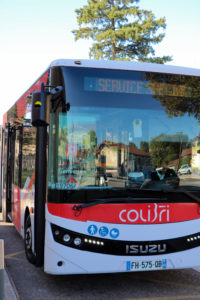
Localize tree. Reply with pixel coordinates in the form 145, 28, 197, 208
145, 72, 200, 120
72, 0, 172, 63
140, 141, 149, 152
150, 133, 189, 168
129, 142, 137, 148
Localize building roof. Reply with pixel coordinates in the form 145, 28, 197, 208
181, 148, 192, 157
100, 141, 150, 157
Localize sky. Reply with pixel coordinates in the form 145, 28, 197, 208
0, 0, 200, 123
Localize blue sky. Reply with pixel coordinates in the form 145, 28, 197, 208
0, 0, 200, 123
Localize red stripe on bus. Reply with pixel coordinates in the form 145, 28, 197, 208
12, 185, 21, 231
47, 202, 200, 224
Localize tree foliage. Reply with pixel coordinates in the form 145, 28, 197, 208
150, 133, 189, 168
145, 72, 200, 120
140, 141, 149, 152
73, 0, 172, 63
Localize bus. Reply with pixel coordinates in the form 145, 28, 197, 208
1, 59, 200, 275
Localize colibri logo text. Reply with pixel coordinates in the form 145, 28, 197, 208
119, 203, 170, 224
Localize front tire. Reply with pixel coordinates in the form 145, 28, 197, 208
24, 215, 36, 264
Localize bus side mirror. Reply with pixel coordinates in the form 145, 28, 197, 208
49, 85, 69, 113
31, 83, 48, 127
51, 86, 63, 98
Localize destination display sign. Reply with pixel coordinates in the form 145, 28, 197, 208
84, 77, 192, 98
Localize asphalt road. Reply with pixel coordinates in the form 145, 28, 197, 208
1, 219, 200, 300
1, 175, 200, 300
179, 174, 200, 188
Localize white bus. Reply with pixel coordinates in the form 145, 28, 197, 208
1, 59, 200, 274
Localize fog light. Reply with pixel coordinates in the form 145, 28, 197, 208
74, 237, 82, 246
63, 234, 71, 243
54, 230, 60, 236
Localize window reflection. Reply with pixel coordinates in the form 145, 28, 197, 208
48, 105, 200, 191
22, 127, 36, 187
48, 67, 200, 191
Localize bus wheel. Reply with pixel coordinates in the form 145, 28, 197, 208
24, 215, 36, 264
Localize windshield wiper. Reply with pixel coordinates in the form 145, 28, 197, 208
72, 189, 200, 212
73, 196, 167, 211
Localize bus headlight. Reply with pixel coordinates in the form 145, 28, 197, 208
74, 237, 82, 246
63, 234, 71, 243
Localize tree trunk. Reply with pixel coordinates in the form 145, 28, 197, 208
111, 0, 116, 60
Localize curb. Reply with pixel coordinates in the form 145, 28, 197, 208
4, 268, 20, 300
0, 213, 19, 299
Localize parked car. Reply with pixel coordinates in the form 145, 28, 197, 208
178, 164, 192, 175
125, 171, 145, 188
140, 168, 180, 189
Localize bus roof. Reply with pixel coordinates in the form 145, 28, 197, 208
3, 59, 200, 125
50, 59, 200, 77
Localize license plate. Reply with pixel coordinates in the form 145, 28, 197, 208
126, 259, 167, 271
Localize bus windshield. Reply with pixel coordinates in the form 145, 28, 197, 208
48, 66, 200, 195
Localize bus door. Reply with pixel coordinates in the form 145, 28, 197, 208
0, 127, 3, 213
2, 123, 22, 223
2, 123, 13, 221
12, 126, 23, 231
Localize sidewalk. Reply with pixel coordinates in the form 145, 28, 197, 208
0, 213, 19, 300
4, 268, 19, 300
183, 173, 200, 179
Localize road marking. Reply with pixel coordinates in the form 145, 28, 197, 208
5, 250, 25, 261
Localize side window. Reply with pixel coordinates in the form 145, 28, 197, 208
22, 127, 36, 188
14, 127, 23, 188
164, 169, 176, 178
